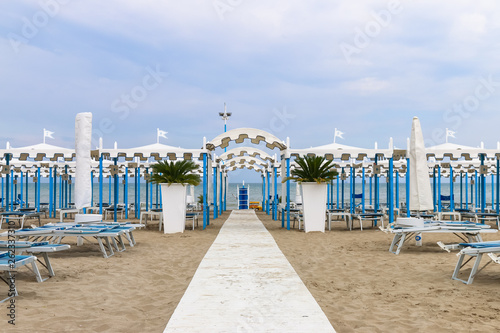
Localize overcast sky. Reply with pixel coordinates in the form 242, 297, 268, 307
2, 0, 500, 159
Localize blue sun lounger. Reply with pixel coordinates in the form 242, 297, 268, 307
439, 241, 500, 285
1, 226, 125, 259
0, 252, 42, 303
0, 241, 70, 282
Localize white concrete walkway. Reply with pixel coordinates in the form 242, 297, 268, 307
164, 210, 336, 333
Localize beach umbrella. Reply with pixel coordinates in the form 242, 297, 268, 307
409, 117, 433, 212
74, 112, 93, 209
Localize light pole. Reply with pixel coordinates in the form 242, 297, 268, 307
219, 103, 232, 152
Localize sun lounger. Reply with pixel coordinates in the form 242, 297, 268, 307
438, 241, 500, 284
185, 212, 200, 230
351, 213, 384, 230
0, 252, 42, 303
140, 210, 162, 228
0, 211, 43, 229
384, 220, 497, 255
0, 241, 70, 282
326, 209, 351, 230
461, 212, 500, 227
0, 226, 127, 259
158, 213, 201, 231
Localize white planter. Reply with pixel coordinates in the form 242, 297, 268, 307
301, 182, 328, 233
160, 183, 187, 234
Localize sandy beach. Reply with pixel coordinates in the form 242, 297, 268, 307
4, 211, 500, 332
4, 213, 228, 332
260, 212, 500, 333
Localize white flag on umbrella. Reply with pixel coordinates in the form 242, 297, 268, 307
157, 128, 168, 143
43, 129, 54, 143
334, 128, 344, 143
445, 128, 456, 143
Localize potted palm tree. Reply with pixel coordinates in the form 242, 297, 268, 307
285, 155, 337, 232
151, 160, 201, 233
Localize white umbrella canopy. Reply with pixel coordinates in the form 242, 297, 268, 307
409, 117, 433, 212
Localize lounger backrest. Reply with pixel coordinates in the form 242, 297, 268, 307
75, 214, 102, 223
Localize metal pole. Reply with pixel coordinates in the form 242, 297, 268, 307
475, 170, 478, 210
450, 165, 454, 211
274, 166, 278, 221
350, 167, 354, 214
37, 167, 41, 213
20, 171, 23, 208
125, 167, 128, 219
220, 168, 223, 216
203, 153, 208, 229
64, 165, 68, 208
362, 167, 366, 213
374, 158, 379, 213
395, 171, 399, 210
337, 174, 340, 208
406, 158, 410, 217
262, 174, 265, 212
266, 171, 270, 215
49, 168, 53, 215
134, 167, 139, 218
460, 172, 463, 209
286, 157, 290, 230
438, 166, 442, 212
389, 158, 394, 224
114, 158, 118, 222
99, 155, 103, 214
465, 173, 469, 211
91, 171, 94, 208
496, 158, 499, 215
5, 154, 10, 211
480, 154, 486, 213
341, 167, 345, 209
53, 167, 57, 218
145, 167, 149, 212
213, 166, 218, 219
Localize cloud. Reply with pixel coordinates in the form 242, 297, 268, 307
1, 0, 500, 163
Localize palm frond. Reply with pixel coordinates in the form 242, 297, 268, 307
284, 155, 338, 183
151, 160, 201, 186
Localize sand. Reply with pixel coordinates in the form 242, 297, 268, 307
3, 211, 500, 332
259, 212, 500, 333
3, 212, 228, 333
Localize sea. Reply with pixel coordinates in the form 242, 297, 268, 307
2, 181, 496, 210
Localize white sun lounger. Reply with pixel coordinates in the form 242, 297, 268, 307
385, 222, 497, 255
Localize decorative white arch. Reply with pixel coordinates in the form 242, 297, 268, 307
226, 163, 264, 173
218, 146, 275, 162
225, 156, 270, 168
206, 128, 286, 151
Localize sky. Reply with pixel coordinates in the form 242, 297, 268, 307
1, 0, 500, 181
